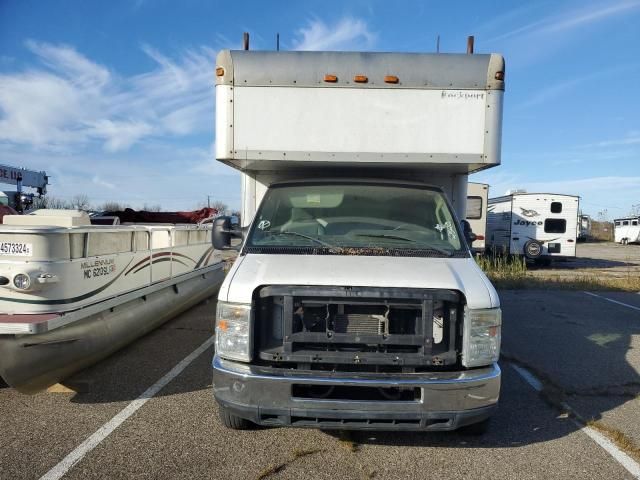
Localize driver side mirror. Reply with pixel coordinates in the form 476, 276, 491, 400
460, 219, 477, 245
212, 216, 242, 250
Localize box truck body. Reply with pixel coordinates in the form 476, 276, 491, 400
212, 50, 505, 432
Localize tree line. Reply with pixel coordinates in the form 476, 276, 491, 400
31, 194, 232, 214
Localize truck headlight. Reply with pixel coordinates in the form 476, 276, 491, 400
462, 307, 501, 368
215, 302, 252, 362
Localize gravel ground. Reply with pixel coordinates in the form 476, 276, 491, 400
1, 290, 639, 479
529, 242, 640, 279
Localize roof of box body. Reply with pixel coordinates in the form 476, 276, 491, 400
216, 50, 505, 90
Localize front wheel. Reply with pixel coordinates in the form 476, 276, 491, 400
218, 406, 254, 430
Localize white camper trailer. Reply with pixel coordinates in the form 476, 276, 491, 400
210, 49, 505, 433
466, 182, 488, 253
577, 214, 591, 242
614, 216, 640, 245
486, 192, 579, 263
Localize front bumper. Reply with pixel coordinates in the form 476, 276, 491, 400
212, 356, 500, 431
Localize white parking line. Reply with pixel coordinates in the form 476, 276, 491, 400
39, 336, 215, 480
584, 291, 640, 312
511, 363, 640, 479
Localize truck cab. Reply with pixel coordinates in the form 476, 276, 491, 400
211, 49, 505, 432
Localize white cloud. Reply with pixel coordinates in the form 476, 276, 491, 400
526, 176, 640, 195
88, 119, 154, 152
92, 175, 116, 190
580, 132, 640, 148
292, 17, 376, 51
473, 169, 640, 214
487, 1, 640, 43
515, 65, 630, 109
26, 40, 110, 88
0, 41, 215, 152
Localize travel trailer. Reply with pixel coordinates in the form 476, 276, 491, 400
0, 209, 224, 393
466, 183, 489, 253
577, 214, 591, 242
614, 216, 640, 245
211, 49, 505, 433
486, 192, 579, 263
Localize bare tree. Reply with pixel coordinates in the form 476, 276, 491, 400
210, 200, 228, 214
34, 196, 73, 209
70, 194, 91, 211
142, 203, 162, 212
196, 199, 228, 214
100, 201, 129, 212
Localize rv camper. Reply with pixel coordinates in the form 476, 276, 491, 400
614, 216, 640, 245
466, 182, 488, 254
486, 192, 579, 263
577, 214, 591, 242
211, 49, 505, 433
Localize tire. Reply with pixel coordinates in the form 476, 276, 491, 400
459, 418, 491, 435
523, 240, 543, 260
218, 406, 254, 430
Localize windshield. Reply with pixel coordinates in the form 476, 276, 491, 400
246, 182, 466, 256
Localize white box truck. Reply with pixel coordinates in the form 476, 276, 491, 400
466, 182, 489, 254
486, 192, 579, 263
211, 49, 505, 433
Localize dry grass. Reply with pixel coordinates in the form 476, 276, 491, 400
587, 420, 640, 461
476, 254, 640, 291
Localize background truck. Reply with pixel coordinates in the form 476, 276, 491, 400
0, 164, 48, 213
486, 192, 579, 263
577, 214, 592, 242
466, 182, 489, 254
211, 49, 505, 433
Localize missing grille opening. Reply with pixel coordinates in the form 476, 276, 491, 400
292, 384, 421, 402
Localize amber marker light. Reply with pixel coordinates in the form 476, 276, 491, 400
216, 67, 225, 77
324, 74, 338, 83
353, 75, 368, 83
384, 75, 399, 84
494, 71, 505, 80
218, 320, 229, 331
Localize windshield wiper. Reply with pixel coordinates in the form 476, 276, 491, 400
354, 233, 454, 256
264, 231, 341, 250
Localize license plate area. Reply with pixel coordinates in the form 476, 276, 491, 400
0, 242, 33, 256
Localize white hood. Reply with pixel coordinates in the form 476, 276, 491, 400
220, 254, 499, 309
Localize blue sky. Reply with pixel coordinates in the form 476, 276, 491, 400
0, 0, 639, 218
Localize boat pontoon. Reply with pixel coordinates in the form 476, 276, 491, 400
0, 210, 224, 393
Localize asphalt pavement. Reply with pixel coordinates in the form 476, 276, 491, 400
1, 289, 639, 479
